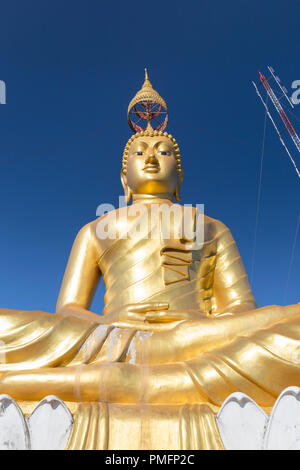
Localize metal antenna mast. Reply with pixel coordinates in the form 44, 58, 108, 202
252, 81, 300, 178
267, 66, 294, 109
259, 72, 300, 153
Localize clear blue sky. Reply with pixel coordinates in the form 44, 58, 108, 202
0, 0, 299, 314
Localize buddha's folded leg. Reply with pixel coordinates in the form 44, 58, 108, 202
1, 303, 300, 405
0, 362, 204, 403
0, 308, 97, 369
125, 303, 300, 365
2, 309, 300, 407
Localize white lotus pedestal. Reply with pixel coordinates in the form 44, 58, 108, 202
216, 387, 300, 450
1, 387, 300, 450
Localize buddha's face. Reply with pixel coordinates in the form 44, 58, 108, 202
122, 136, 182, 199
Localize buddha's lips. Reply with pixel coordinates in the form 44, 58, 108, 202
143, 164, 160, 173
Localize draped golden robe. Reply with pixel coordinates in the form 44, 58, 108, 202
0, 206, 299, 449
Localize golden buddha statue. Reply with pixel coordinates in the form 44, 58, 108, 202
0, 71, 300, 450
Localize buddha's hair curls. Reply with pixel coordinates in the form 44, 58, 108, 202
122, 130, 182, 175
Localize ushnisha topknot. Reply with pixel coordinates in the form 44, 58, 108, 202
122, 130, 182, 175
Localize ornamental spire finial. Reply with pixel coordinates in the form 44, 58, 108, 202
127, 69, 168, 133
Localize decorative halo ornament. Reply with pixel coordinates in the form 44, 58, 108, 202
127, 69, 168, 133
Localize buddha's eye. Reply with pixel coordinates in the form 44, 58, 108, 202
134, 151, 143, 156
158, 151, 170, 156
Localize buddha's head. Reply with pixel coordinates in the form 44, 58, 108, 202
121, 130, 183, 202
121, 70, 183, 202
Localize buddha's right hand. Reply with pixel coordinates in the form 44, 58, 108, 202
104, 302, 170, 326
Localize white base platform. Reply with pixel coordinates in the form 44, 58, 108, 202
1, 387, 300, 450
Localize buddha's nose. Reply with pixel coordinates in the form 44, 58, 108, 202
145, 153, 159, 165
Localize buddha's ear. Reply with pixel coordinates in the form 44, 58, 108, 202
120, 170, 132, 203
175, 170, 184, 202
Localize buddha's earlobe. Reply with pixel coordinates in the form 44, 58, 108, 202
174, 170, 184, 202
121, 170, 133, 203
175, 187, 181, 202
125, 187, 133, 204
